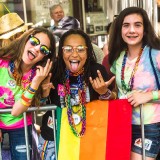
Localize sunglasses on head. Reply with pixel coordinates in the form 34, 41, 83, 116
29, 35, 51, 56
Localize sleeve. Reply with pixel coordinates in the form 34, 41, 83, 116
110, 60, 116, 75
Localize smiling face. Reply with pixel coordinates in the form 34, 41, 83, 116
121, 13, 144, 48
22, 32, 50, 69
62, 34, 87, 73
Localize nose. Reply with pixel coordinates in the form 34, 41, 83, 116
129, 25, 135, 33
71, 48, 79, 56
34, 44, 41, 52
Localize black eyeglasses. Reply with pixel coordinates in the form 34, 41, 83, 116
29, 35, 51, 56
62, 45, 87, 54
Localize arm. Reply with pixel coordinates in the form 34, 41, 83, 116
11, 59, 53, 116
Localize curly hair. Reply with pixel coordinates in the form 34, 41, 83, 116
52, 29, 97, 85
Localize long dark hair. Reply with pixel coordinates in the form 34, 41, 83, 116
108, 7, 160, 65
52, 29, 97, 85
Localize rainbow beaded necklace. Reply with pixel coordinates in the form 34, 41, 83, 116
64, 69, 86, 137
121, 48, 143, 94
9, 61, 36, 89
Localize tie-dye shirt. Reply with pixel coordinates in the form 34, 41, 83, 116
111, 45, 160, 125
0, 59, 32, 129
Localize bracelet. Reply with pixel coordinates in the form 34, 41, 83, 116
21, 94, 32, 103
21, 89, 35, 107
21, 99, 31, 107
99, 89, 112, 100
23, 90, 35, 99
28, 86, 37, 94
152, 91, 159, 100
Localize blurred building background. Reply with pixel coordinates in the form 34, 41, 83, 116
0, 0, 160, 48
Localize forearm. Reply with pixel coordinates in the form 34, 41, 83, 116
12, 84, 38, 116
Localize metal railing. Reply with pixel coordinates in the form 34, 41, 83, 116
0, 104, 57, 160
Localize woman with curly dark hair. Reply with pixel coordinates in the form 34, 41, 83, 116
39, 29, 115, 159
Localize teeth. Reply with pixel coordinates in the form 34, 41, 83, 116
70, 60, 79, 63
28, 51, 36, 58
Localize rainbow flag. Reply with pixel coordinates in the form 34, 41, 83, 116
56, 99, 132, 160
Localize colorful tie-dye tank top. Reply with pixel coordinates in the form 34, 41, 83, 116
0, 59, 32, 129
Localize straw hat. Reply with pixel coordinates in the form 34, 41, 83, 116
0, 13, 32, 39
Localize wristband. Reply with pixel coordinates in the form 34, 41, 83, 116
21, 99, 31, 107
99, 89, 112, 100
152, 91, 159, 100
23, 90, 35, 99
28, 86, 37, 94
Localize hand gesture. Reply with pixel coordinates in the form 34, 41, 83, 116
41, 73, 55, 98
32, 59, 53, 88
89, 70, 115, 95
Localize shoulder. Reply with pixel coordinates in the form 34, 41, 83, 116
110, 50, 125, 73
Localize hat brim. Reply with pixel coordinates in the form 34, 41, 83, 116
0, 23, 32, 39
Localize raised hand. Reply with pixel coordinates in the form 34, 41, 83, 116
41, 73, 55, 98
31, 59, 53, 89
89, 70, 115, 95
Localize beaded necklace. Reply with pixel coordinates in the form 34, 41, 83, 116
121, 48, 143, 94
9, 61, 36, 90
64, 69, 86, 137
69, 68, 84, 76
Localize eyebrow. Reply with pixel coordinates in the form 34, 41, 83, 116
122, 22, 143, 25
